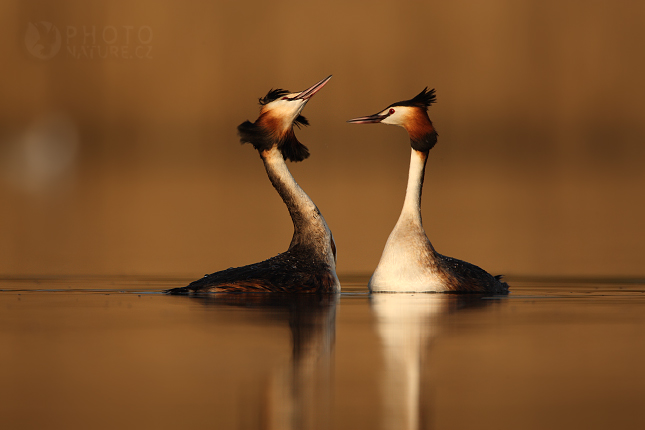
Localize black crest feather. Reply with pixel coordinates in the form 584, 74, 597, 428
259, 88, 289, 105
280, 130, 310, 162
293, 115, 309, 129
238, 120, 273, 152
391, 87, 436, 110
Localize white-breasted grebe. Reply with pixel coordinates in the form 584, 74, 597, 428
348, 88, 508, 294
166, 76, 339, 294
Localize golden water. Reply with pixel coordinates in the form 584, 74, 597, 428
1, 277, 644, 430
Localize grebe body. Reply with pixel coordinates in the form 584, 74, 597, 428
348, 88, 508, 294
167, 76, 339, 294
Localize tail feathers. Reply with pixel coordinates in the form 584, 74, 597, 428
494, 274, 510, 294
163, 285, 191, 295
163, 275, 212, 294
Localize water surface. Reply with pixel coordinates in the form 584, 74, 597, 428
1, 277, 644, 430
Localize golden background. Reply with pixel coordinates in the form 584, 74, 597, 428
1, 0, 644, 279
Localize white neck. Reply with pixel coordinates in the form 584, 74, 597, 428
398, 148, 427, 225
368, 147, 439, 292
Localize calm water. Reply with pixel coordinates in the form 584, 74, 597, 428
1, 277, 644, 430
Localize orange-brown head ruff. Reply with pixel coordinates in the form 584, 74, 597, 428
238, 75, 332, 162
347, 87, 438, 152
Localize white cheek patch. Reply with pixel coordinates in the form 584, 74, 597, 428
263, 101, 304, 130
383, 107, 414, 126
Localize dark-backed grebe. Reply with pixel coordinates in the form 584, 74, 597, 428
166, 76, 339, 294
348, 88, 508, 294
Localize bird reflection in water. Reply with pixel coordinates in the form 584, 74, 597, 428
186, 293, 338, 430
371, 294, 490, 430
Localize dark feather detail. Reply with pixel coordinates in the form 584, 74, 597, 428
293, 115, 309, 129
411, 130, 438, 152
259, 88, 290, 105
238, 119, 310, 162
237, 120, 274, 152
280, 129, 310, 162
391, 87, 436, 110
164, 243, 337, 294
437, 254, 510, 294
238, 114, 311, 162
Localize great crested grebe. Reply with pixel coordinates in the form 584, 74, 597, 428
166, 75, 340, 294
348, 88, 509, 294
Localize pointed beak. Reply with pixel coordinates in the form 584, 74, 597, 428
346, 113, 388, 124
293, 75, 332, 101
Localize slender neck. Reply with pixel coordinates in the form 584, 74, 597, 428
399, 148, 428, 223
260, 147, 321, 244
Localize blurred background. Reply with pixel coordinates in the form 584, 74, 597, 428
1, 0, 644, 279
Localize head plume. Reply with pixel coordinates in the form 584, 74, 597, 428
238, 76, 332, 162
391, 87, 436, 111
259, 88, 289, 105
237, 91, 311, 162
389, 88, 438, 151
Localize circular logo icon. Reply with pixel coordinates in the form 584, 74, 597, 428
25, 22, 61, 60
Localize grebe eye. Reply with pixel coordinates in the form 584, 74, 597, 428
282, 96, 289, 100
389, 108, 395, 115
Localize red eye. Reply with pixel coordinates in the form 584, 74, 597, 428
282, 96, 289, 100
389, 108, 395, 114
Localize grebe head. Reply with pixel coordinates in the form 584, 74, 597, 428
238, 75, 332, 162
347, 87, 438, 152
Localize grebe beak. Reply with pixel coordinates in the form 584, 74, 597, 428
346, 113, 388, 124
293, 75, 332, 100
